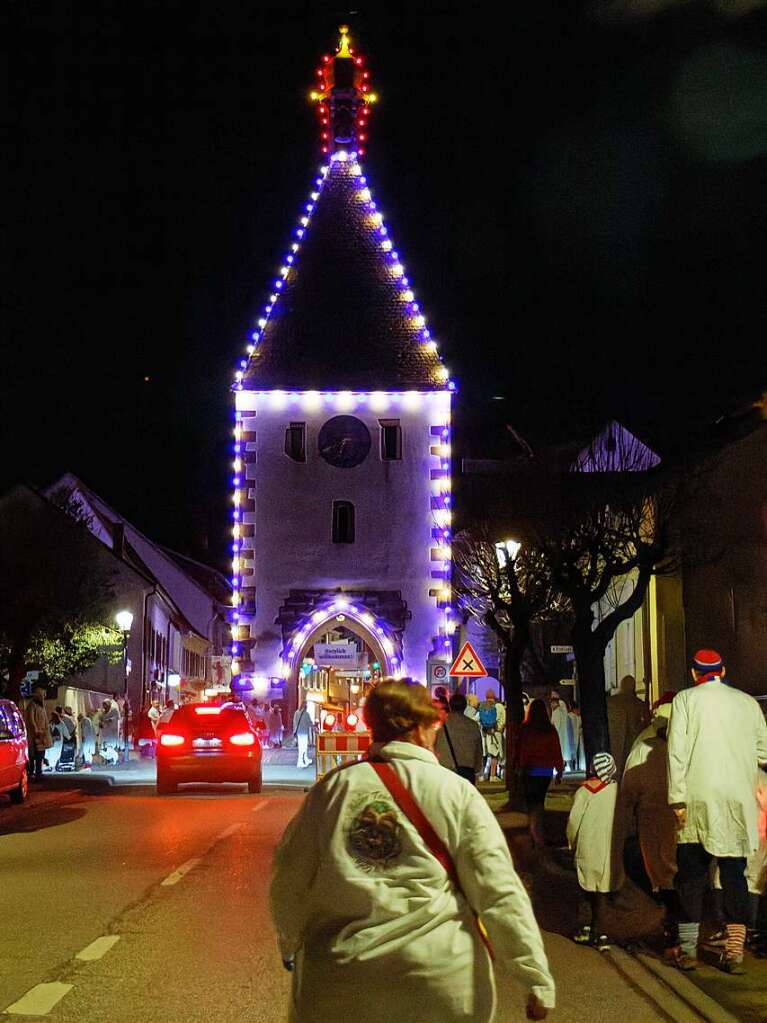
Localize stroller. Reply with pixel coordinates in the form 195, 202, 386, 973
55, 724, 77, 772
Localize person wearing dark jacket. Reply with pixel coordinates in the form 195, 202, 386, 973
434, 693, 484, 784
514, 699, 564, 847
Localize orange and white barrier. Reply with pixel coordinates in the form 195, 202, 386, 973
316, 731, 371, 780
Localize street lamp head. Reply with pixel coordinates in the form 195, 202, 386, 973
495, 538, 521, 565
115, 610, 134, 633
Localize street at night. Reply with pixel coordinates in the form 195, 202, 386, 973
1, 784, 727, 1023
3, 4, 767, 1022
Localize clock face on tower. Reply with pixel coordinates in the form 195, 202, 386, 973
318, 415, 371, 468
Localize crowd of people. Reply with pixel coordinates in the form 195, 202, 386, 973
566, 649, 767, 975
23, 686, 131, 774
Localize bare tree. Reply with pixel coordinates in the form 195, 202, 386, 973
535, 449, 676, 766
453, 527, 562, 799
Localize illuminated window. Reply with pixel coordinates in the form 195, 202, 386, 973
380, 420, 402, 461
332, 501, 355, 544
285, 422, 306, 462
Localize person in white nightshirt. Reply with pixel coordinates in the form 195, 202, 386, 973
567, 752, 624, 950
271, 680, 555, 1023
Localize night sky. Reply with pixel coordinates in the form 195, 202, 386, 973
4, 1, 766, 569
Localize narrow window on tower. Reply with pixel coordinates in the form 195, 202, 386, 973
379, 420, 402, 460
332, 501, 355, 544
284, 422, 306, 462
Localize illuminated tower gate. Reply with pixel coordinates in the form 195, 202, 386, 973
229, 27, 455, 716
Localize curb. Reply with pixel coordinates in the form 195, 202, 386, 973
634, 951, 741, 1023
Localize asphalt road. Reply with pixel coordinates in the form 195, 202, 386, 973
0, 786, 720, 1023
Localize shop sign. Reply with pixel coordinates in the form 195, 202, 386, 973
314, 641, 362, 669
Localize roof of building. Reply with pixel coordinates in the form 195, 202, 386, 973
242, 156, 447, 391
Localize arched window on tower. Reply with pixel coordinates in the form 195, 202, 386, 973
332, 500, 355, 544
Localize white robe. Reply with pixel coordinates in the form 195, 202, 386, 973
550, 703, 572, 766
270, 741, 555, 1023
621, 723, 677, 890
567, 781, 625, 893
667, 680, 767, 858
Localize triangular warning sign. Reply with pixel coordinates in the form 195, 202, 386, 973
449, 641, 488, 678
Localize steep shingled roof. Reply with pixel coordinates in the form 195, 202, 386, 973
242, 157, 446, 391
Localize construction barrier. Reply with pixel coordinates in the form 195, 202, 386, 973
316, 731, 372, 781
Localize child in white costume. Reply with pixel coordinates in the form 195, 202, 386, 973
567, 752, 624, 949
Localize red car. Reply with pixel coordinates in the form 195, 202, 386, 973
0, 699, 28, 805
156, 702, 263, 795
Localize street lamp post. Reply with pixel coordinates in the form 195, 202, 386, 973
115, 610, 134, 764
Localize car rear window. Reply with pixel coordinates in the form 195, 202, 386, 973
167, 705, 250, 732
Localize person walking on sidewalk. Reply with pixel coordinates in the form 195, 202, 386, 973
515, 699, 564, 848
24, 685, 52, 779
621, 695, 683, 963
434, 692, 484, 784
292, 701, 313, 768
667, 648, 767, 974
271, 679, 555, 1023
567, 753, 624, 950
478, 689, 504, 780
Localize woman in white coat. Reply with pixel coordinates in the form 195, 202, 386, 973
271, 680, 555, 1023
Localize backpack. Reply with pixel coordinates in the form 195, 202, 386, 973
478, 704, 497, 732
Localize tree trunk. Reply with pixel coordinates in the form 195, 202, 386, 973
502, 632, 528, 809
572, 624, 610, 769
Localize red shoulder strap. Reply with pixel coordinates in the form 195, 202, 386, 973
369, 760, 460, 888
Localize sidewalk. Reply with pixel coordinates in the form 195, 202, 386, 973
32, 747, 315, 791
484, 777, 766, 1023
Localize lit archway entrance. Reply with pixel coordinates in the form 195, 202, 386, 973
281, 599, 402, 722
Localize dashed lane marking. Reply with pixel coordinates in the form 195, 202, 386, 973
4, 982, 73, 1016
217, 823, 243, 840
75, 935, 121, 961
160, 857, 201, 886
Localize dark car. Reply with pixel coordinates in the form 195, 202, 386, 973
0, 698, 28, 805
156, 702, 263, 795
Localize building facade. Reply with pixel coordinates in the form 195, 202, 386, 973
229, 29, 455, 717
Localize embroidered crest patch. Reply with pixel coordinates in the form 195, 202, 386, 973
346, 794, 402, 870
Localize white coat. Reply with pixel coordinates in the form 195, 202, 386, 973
270, 741, 555, 1023
621, 720, 677, 891
667, 679, 767, 858
567, 780, 625, 893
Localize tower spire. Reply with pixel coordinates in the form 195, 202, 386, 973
310, 25, 378, 158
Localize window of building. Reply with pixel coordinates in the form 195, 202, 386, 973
380, 420, 402, 460
285, 422, 306, 462
332, 500, 355, 544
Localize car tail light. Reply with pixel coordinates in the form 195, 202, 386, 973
194, 706, 221, 716
159, 733, 185, 747
229, 732, 256, 746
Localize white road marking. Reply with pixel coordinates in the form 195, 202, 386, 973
75, 935, 121, 961
217, 823, 243, 840
4, 982, 72, 1015
160, 857, 201, 886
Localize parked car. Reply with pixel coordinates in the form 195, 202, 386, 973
0, 699, 28, 805
156, 702, 263, 795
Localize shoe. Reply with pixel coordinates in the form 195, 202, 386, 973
572, 925, 591, 944
718, 954, 746, 975
591, 934, 612, 951
664, 948, 698, 971
706, 929, 727, 947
